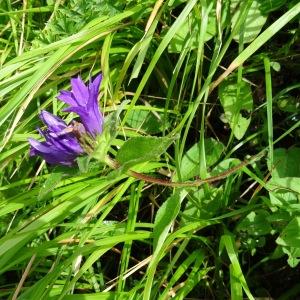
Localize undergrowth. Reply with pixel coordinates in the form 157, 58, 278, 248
1, 0, 300, 299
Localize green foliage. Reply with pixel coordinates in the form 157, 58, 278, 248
153, 189, 187, 250
116, 136, 175, 171
270, 148, 300, 177
168, 8, 216, 53
126, 109, 169, 134
1, 0, 300, 299
176, 138, 225, 181
34, 0, 124, 45
231, 0, 267, 43
219, 76, 253, 140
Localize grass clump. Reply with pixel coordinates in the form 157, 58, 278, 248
1, 1, 300, 299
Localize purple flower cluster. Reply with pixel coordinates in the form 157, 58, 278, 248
29, 74, 103, 166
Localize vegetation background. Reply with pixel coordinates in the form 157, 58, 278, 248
1, 0, 300, 299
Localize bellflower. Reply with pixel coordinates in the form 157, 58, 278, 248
58, 74, 104, 137
28, 110, 83, 166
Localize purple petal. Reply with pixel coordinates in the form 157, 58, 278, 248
71, 76, 89, 105
28, 138, 40, 156
57, 90, 78, 106
47, 132, 83, 154
89, 73, 102, 94
63, 106, 88, 117
29, 111, 84, 166
56, 73, 104, 137
66, 106, 101, 136
63, 106, 100, 135
88, 96, 103, 135
39, 111, 67, 133
28, 137, 52, 154
87, 74, 103, 135
29, 137, 80, 166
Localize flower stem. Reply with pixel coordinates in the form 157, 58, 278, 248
105, 151, 265, 188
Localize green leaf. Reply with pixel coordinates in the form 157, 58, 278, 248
116, 136, 175, 170
153, 189, 188, 250
282, 247, 300, 268
270, 61, 281, 72
237, 210, 272, 236
230, 264, 243, 300
49, 293, 131, 300
219, 77, 253, 140
259, 0, 287, 14
210, 158, 241, 176
277, 217, 300, 249
168, 9, 216, 53
267, 177, 300, 209
181, 187, 223, 222
231, 0, 268, 44
159, 250, 203, 300
126, 109, 168, 134
277, 95, 299, 113
176, 138, 224, 181
76, 156, 91, 173
220, 235, 255, 300
270, 148, 300, 178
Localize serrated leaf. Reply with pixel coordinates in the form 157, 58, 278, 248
219, 77, 253, 140
116, 136, 175, 171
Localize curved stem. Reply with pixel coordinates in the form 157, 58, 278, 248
106, 151, 265, 188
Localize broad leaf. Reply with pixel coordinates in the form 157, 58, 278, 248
168, 9, 216, 53
267, 177, 300, 211
181, 187, 222, 222
269, 148, 300, 178
237, 210, 272, 236
282, 247, 300, 268
175, 138, 224, 181
116, 136, 175, 171
126, 109, 168, 134
276, 217, 300, 248
219, 77, 253, 140
260, 0, 287, 14
231, 0, 267, 44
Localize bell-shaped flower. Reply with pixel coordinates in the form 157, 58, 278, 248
57, 74, 103, 137
28, 110, 83, 166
